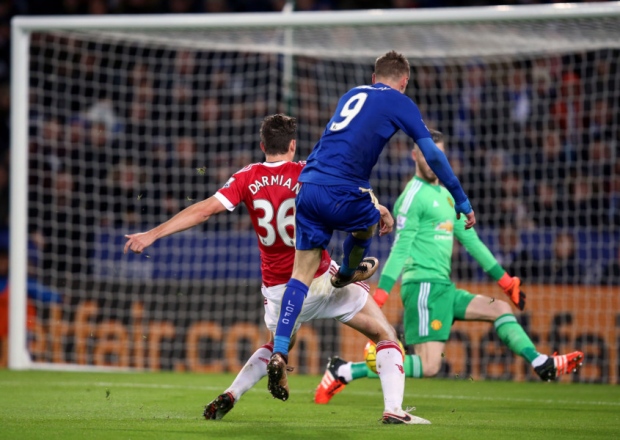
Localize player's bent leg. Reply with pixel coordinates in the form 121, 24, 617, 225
314, 293, 390, 402
342, 295, 397, 343
269, 248, 322, 400
464, 295, 585, 380
411, 341, 445, 377
463, 294, 512, 321
346, 299, 409, 418
205, 340, 278, 420
332, 225, 379, 288
314, 296, 396, 405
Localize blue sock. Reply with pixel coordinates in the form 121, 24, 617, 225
273, 278, 309, 356
340, 234, 372, 276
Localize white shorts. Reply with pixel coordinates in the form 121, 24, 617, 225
262, 260, 370, 334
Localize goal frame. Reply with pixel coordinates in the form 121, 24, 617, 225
10, 2, 620, 370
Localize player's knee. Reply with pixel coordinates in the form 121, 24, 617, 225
369, 324, 397, 344
383, 325, 398, 342
352, 225, 376, 240
421, 357, 442, 377
494, 299, 513, 317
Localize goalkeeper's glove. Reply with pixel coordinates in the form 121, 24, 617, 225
498, 273, 526, 311
372, 288, 389, 308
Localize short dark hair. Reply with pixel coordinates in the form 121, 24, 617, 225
414, 128, 444, 149
375, 51, 410, 81
260, 114, 297, 155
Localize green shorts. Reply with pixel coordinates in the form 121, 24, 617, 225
401, 281, 475, 345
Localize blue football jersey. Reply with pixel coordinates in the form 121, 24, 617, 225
299, 83, 431, 187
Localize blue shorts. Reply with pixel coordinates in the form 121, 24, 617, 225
295, 183, 381, 250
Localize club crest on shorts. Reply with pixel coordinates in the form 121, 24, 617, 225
431, 320, 442, 331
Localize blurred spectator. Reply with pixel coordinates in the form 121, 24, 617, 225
600, 247, 620, 285
530, 180, 565, 228
532, 128, 574, 183
35, 170, 94, 276
504, 61, 532, 129
551, 71, 583, 144
163, 136, 208, 216
454, 60, 488, 145
538, 232, 586, 284
100, 157, 149, 227
583, 97, 614, 144
411, 65, 441, 128
584, 52, 618, 104
530, 57, 559, 127
498, 171, 534, 230
84, 98, 122, 134
160, 50, 206, 134
566, 178, 607, 228
580, 135, 614, 181
494, 223, 537, 279
437, 65, 461, 141
84, 120, 120, 183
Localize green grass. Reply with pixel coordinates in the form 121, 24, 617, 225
0, 370, 619, 440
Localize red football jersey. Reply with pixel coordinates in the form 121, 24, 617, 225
215, 160, 330, 287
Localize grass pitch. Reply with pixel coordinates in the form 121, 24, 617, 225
0, 370, 618, 440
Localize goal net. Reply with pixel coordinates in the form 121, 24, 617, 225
8, 4, 620, 382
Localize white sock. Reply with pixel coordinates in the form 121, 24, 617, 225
225, 342, 273, 401
376, 340, 405, 414
531, 354, 549, 368
337, 363, 353, 383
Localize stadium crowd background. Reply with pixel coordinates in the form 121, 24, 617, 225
0, 0, 618, 286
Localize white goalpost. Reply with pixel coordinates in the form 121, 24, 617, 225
9, 3, 620, 381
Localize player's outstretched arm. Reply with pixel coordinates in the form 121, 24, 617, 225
395, 100, 475, 228
415, 137, 475, 228
124, 196, 227, 254
454, 222, 526, 310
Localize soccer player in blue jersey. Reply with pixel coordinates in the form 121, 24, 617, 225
267, 51, 476, 415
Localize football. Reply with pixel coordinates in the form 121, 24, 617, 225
364, 340, 405, 374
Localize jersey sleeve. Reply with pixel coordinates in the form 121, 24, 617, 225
214, 173, 244, 212
454, 217, 506, 281
378, 197, 422, 293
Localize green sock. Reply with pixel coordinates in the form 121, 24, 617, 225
494, 314, 540, 363
349, 362, 380, 379
351, 362, 369, 380
404, 354, 424, 378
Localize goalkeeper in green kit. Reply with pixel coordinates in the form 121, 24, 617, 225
314, 129, 584, 404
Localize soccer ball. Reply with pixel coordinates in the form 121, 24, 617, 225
364, 340, 405, 374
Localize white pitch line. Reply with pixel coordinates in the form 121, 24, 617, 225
1, 380, 618, 407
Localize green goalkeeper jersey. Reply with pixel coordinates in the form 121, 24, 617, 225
378, 177, 506, 292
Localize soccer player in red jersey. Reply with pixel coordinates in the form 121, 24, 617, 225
124, 114, 430, 424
